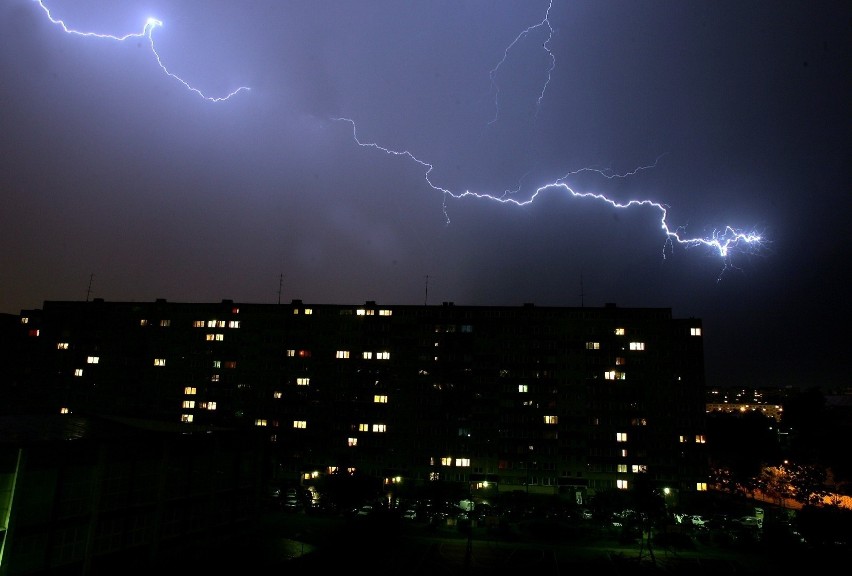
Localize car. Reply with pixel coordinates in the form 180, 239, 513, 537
402, 509, 417, 520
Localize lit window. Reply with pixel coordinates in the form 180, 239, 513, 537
87, 356, 99, 364
213, 360, 221, 368
544, 415, 558, 424
632, 464, 647, 473
193, 320, 205, 328
159, 319, 170, 327
154, 358, 166, 366
216, 334, 224, 341
60, 407, 70, 414
455, 458, 471, 467
216, 320, 225, 328
20, 317, 28, 324
207, 320, 217, 328
57, 342, 69, 350
614, 328, 626, 336
605, 370, 625, 380
182, 400, 195, 409
617, 479, 629, 490
621, 449, 628, 457
616, 432, 628, 442
211, 374, 220, 382
358, 423, 369, 432
231, 307, 239, 314
181, 414, 193, 423
617, 464, 628, 473
629, 342, 645, 351
140, 319, 148, 327
379, 309, 392, 316
348, 437, 358, 447
374, 395, 388, 404
74, 368, 84, 377
293, 420, 306, 429
694, 434, 706, 444
256, 419, 268, 427
376, 351, 390, 360
356, 308, 374, 316
336, 350, 350, 359
615, 357, 625, 366
362, 351, 373, 360
286, 349, 295, 357
273, 391, 282, 399
304, 308, 312, 315
679, 435, 687, 443
296, 377, 310, 386
206, 402, 217, 410
184, 387, 196, 395
690, 327, 702, 336
28, 329, 39, 337
298, 350, 311, 358
228, 320, 240, 328
224, 361, 237, 369
441, 457, 452, 466
585, 341, 600, 350
372, 424, 387, 433
696, 482, 707, 492
518, 384, 528, 393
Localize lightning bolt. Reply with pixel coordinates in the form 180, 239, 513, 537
33, 0, 249, 102
488, 0, 555, 124
334, 117, 764, 273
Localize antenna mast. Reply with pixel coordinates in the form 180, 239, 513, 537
278, 273, 283, 305
424, 275, 429, 306
86, 273, 94, 302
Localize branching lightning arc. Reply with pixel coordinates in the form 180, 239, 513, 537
33, 0, 765, 274
34, 0, 249, 102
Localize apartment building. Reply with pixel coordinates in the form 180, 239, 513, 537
10, 299, 709, 504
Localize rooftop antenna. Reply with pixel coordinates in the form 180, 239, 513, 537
86, 273, 94, 302
580, 273, 584, 308
278, 273, 283, 305
424, 275, 429, 306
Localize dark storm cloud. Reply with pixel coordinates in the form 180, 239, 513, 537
1, 0, 849, 389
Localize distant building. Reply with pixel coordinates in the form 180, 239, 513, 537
8, 299, 709, 506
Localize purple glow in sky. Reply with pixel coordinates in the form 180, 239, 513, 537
1, 0, 849, 389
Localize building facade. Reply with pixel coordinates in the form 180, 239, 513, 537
11, 299, 709, 505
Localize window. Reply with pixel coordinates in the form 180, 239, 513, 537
159, 319, 170, 327
224, 361, 237, 369
231, 307, 239, 314
358, 423, 369, 432
518, 384, 528, 393
87, 356, 99, 364
362, 351, 373, 360
696, 482, 707, 491
631, 464, 647, 473
286, 349, 295, 357
256, 419, 268, 427
617, 479, 629, 490
296, 377, 310, 386
336, 350, 350, 359
206, 333, 224, 341
348, 437, 358, 447
60, 407, 70, 414
371, 424, 387, 433
455, 458, 470, 467
293, 420, 306, 429
374, 395, 388, 404
211, 374, 220, 382
616, 432, 628, 442
690, 327, 702, 336
585, 341, 600, 350
182, 400, 195, 409
695, 434, 706, 444
273, 391, 282, 399
28, 329, 39, 337
154, 358, 166, 366
614, 328, 626, 336
379, 309, 392, 316
617, 464, 628, 473
356, 308, 374, 316
213, 360, 221, 368
57, 342, 69, 350
605, 370, 625, 380
629, 342, 645, 351
298, 349, 311, 358
304, 308, 313, 315
139, 319, 149, 327
544, 415, 558, 424
206, 402, 217, 410
184, 387, 196, 395
20, 317, 28, 324
193, 320, 205, 328
74, 368, 84, 377
228, 320, 240, 328
615, 357, 625, 366
441, 457, 452, 466
376, 351, 390, 360
181, 414, 193, 423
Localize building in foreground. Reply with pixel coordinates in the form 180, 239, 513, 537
8, 299, 708, 506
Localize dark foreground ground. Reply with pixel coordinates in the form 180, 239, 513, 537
185, 509, 848, 575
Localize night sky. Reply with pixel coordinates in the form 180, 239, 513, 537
1, 1, 849, 389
